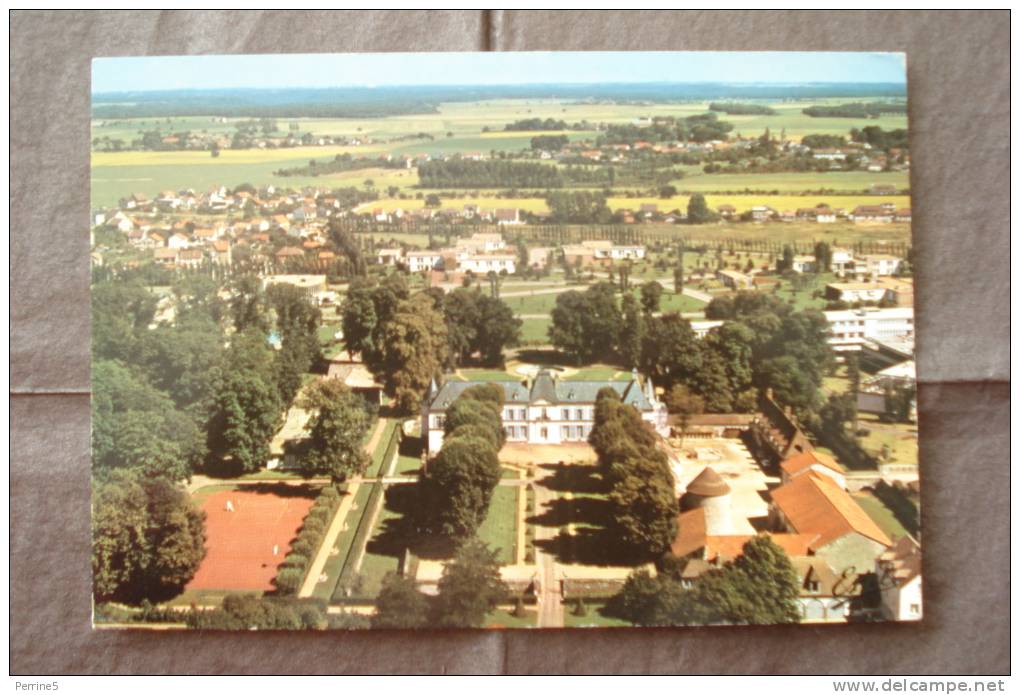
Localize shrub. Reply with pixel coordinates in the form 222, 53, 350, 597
290, 539, 313, 558
301, 518, 325, 536
285, 552, 309, 570
275, 567, 304, 595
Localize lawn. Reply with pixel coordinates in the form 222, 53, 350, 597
452, 368, 522, 382
852, 491, 911, 542
353, 503, 402, 598
564, 366, 631, 381
364, 419, 401, 478
313, 483, 374, 601
505, 292, 567, 316
485, 607, 538, 628
857, 415, 918, 466
563, 603, 632, 628
519, 317, 552, 345
476, 485, 519, 565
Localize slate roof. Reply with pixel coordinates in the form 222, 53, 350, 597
425, 370, 655, 413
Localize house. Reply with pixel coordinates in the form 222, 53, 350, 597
894, 208, 912, 223
153, 248, 178, 266
458, 253, 516, 275
811, 149, 847, 161
422, 369, 667, 455
376, 248, 404, 266
830, 247, 856, 275
690, 320, 725, 339
274, 246, 305, 263
796, 206, 836, 223
606, 244, 646, 260
749, 206, 775, 221
105, 211, 135, 233
769, 472, 892, 574
176, 248, 205, 269
561, 244, 597, 267
869, 184, 899, 195
210, 240, 231, 265
790, 255, 816, 273
405, 251, 444, 273
852, 206, 895, 224
825, 281, 891, 304
526, 247, 552, 270
717, 204, 737, 220
876, 536, 923, 621
167, 233, 190, 250
780, 450, 847, 489
853, 254, 902, 277
495, 208, 522, 225
326, 353, 383, 406
824, 307, 914, 352
790, 557, 858, 623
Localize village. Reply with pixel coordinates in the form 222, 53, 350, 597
92, 176, 919, 629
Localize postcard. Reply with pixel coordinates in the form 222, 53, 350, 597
90, 51, 919, 630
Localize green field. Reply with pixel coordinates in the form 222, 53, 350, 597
92, 98, 910, 208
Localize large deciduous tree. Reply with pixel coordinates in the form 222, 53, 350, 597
301, 379, 373, 483
370, 293, 449, 414
206, 330, 282, 473
431, 539, 508, 628
92, 471, 206, 604
372, 573, 431, 629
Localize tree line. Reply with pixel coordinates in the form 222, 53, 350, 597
802, 102, 907, 119
341, 275, 521, 414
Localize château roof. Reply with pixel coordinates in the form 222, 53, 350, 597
425, 371, 656, 413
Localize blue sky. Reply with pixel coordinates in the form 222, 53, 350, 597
92, 51, 906, 93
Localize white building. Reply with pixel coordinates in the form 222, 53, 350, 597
459, 254, 516, 275
791, 255, 816, 273
823, 307, 915, 352
877, 536, 923, 622
606, 244, 647, 260
405, 251, 444, 273
376, 248, 404, 266
421, 370, 667, 456
831, 247, 855, 274
854, 254, 902, 278
691, 320, 724, 338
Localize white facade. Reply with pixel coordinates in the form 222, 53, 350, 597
855, 254, 902, 277
607, 245, 647, 260
423, 372, 667, 456
824, 307, 915, 352
459, 254, 516, 275
406, 252, 443, 273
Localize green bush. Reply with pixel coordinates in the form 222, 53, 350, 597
290, 539, 313, 558
301, 518, 325, 536
275, 567, 304, 595
285, 552, 309, 570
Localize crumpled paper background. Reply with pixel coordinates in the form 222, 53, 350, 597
10, 10, 1009, 674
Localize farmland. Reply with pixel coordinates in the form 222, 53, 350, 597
91, 97, 908, 208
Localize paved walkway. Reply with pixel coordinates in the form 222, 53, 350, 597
532, 469, 564, 628
297, 417, 389, 598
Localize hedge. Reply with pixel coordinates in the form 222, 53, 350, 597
273, 484, 343, 596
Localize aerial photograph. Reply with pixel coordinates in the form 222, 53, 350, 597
90, 51, 920, 630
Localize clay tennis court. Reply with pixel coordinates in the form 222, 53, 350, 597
186, 484, 317, 592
